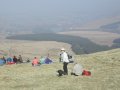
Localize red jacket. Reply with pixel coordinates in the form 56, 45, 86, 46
32, 59, 39, 65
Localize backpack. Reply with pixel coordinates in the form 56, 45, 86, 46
82, 70, 91, 76
57, 70, 64, 76
68, 54, 74, 63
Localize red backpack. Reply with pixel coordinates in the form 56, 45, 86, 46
82, 70, 91, 76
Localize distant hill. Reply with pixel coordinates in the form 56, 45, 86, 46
100, 21, 120, 30
71, 16, 120, 30
68, 16, 120, 35
100, 21, 120, 33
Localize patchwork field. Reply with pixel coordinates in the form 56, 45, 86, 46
0, 39, 73, 60
59, 31, 120, 46
0, 49, 120, 90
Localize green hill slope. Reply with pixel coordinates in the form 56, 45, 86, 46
0, 49, 120, 90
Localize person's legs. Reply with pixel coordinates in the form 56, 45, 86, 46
63, 62, 68, 75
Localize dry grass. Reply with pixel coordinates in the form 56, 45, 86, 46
59, 31, 120, 46
0, 49, 120, 90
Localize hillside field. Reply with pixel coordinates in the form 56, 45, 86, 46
0, 49, 120, 90
0, 39, 73, 59
59, 31, 120, 46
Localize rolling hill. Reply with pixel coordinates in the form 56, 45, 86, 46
100, 21, 120, 34
59, 31, 120, 46
0, 48, 120, 90
79, 16, 120, 30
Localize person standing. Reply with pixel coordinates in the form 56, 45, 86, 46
60, 48, 69, 75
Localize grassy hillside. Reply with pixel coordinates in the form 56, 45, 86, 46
59, 31, 120, 46
6, 33, 110, 54
0, 49, 120, 90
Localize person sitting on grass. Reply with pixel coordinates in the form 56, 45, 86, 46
13, 56, 18, 64
32, 57, 39, 66
2, 56, 6, 63
18, 55, 23, 63
71, 62, 83, 76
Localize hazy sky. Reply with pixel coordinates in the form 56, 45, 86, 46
0, 0, 120, 25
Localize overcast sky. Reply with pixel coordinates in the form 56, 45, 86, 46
0, 0, 120, 25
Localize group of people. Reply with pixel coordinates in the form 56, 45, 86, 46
31, 47, 77, 76
0, 47, 90, 76
31, 47, 73, 75
13, 55, 23, 63
1, 55, 23, 64
59, 48, 91, 76
58, 48, 87, 76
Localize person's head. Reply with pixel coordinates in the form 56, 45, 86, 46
61, 48, 65, 52
34, 57, 37, 59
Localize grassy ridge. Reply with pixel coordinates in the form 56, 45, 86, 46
0, 49, 120, 90
6, 33, 110, 54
